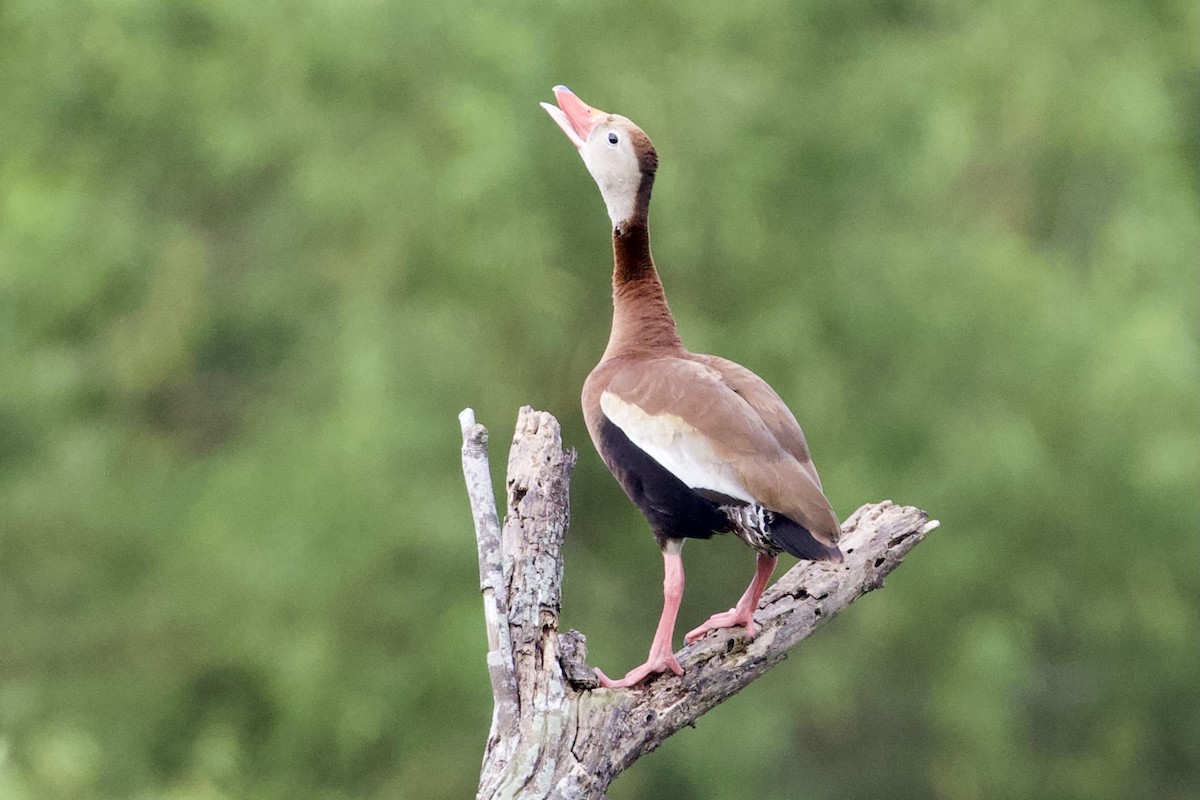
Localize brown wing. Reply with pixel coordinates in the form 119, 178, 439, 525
691, 353, 824, 490
598, 355, 840, 546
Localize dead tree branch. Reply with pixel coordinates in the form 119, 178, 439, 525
460, 407, 939, 799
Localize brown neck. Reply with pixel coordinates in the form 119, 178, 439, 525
603, 220, 684, 359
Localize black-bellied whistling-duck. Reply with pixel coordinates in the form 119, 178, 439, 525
541, 86, 843, 689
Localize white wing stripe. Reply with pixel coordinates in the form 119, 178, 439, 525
600, 391, 756, 505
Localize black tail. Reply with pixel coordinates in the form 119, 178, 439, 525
769, 515, 844, 562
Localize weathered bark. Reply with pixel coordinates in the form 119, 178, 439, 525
460, 407, 939, 800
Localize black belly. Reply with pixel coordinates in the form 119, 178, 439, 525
595, 417, 731, 546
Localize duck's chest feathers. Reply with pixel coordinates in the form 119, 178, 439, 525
591, 414, 732, 544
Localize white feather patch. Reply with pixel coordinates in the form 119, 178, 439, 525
600, 391, 756, 504
581, 132, 639, 228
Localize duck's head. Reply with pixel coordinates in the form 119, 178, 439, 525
541, 85, 658, 233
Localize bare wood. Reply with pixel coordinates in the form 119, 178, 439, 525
459, 410, 520, 762
464, 407, 938, 799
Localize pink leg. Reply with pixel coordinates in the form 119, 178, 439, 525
685, 553, 777, 643
596, 550, 685, 688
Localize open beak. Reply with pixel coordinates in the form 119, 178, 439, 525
540, 85, 607, 149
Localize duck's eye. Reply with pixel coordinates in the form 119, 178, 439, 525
606, 132, 619, 146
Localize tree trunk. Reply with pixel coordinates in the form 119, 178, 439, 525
459, 407, 938, 799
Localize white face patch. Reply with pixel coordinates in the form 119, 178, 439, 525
580, 121, 642, 229
600, 391, 757, 505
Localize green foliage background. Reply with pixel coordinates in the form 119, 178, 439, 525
1, 0, 1197, 798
